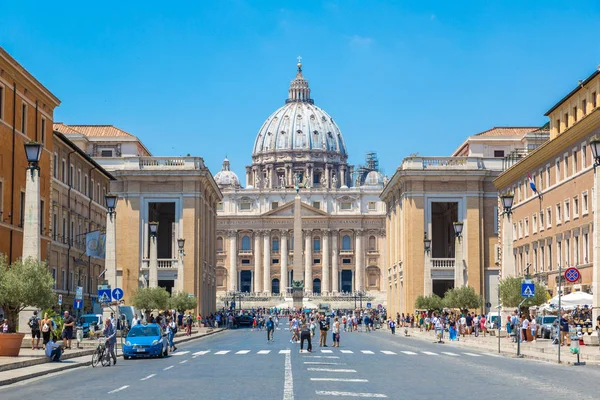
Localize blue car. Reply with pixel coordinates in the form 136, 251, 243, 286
123, 324, 168, 359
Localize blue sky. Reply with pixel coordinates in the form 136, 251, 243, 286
2, 1, 600, 181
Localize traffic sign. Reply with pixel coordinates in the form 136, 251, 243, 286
366, 302, 372, 309
112, 288, 124, 301
98, 288, 111, 304
75, 286, 83, 300
521, 282, 535, 298
485, 302, 492, 308
58, 294, 63, 305
73, 298, 83, 309
564, 267, 580, 283
377, 304, 383, 310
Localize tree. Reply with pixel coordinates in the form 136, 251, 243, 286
0, 256, 56, 333
415, 294, 443, 311
443, 286, 482, 311
168, 291, 196, 313
499, 276, 547, 309
131, 287, 170, 319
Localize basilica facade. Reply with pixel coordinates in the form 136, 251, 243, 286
215, 62, 386, 306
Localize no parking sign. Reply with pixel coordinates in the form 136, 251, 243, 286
564, 267, 580, 283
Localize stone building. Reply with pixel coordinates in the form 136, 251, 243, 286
54, 123, 222, 315
0, 46, 60, 263
215, 62, 387, 308
494, 67, 600, 320
381, 127, 548, 317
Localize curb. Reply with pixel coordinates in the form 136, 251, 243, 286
0, 349, 96, 373
0, 328, 226, 387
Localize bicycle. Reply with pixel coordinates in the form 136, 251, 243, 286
91, 339, 111, 367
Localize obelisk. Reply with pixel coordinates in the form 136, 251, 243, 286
292, 174, 305, 311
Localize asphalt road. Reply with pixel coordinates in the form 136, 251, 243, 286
3, 326, 600, 400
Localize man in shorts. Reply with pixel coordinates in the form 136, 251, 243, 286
62, 311, 75, 349
29, 311, 41, 350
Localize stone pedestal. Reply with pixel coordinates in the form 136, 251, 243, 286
454, 236, 464, 287
292, 287, 304, 311
22, 168, 40, 260
105, 212, 117, 289
149, 236, 158, 288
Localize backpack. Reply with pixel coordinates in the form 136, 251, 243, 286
29, 316, 39, 330
42, 323, 49, 333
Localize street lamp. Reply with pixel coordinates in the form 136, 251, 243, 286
452, 222, 464, 239
590, 137, 600, 166
177, 238, 186, 292
149, 221, 159, 237
24, 141, 42, 175
500, 193, 515, 216
423, 232, 431, 254
105, 194, 118, 215
177, 238, 186, 254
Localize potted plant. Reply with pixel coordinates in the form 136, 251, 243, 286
0, 256, 55, 356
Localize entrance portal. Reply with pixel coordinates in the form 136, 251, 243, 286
240, 271, 252, 293
341, 270, 353, 293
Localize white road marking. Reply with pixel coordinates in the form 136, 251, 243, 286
360, 350, 374, 354
140, 374, 156, 381
179, 360, 188, 364
340, 350, 354, 354
421, 351, 438, 355
170, 351, 190, 356
279, 349, 291, 354
315, 391, 387, 398
163, 365, 174, 370
108, 385, 130, 394
484, 353, 503, 358
215, 350, 230, 355
303, 355, 340, 359
236, 350, 251, 354
381, 350, 396, 355
257, 350, 271, 354
304, 362, 347, 365
464, 352, 482, 357
311, 378, 368, 382
441, 352, 459, 356
321, 349, 333, 353
193, 350, 210, 356
283, 352, 294, 400
401, 351, 417, 355
307, 368, 357, 373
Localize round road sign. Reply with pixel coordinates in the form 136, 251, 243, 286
564, 267, 580, 283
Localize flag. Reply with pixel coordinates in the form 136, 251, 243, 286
528, 174, 541, 199
85, 230, 106, 258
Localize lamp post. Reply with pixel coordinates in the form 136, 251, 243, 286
104, 194, 118, 289
423, 232, 432, 295
177, 238, 186, 292
148, 221, 159, 288
22, 142, 43, 260
589, 138, 600, 329
453, 222, 464, 288
498, 193, 514, 354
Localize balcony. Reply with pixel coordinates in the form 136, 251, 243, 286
141, 258, 178, 270
339, 249, 354, 255
400, 157, 504, 172
367, 249, 379, 255
238, 249, 253, 256
431, 258, 455, 269
98, 156, 206, 171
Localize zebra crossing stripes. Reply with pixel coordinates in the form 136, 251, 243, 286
360, 350, 375, 354
381, 351, 396, 355
235, 350, 251, 354
321, 349, 333, 353
401, 351, 417, 355
257, 350, 271, 354
170, 351, 190, 356
441, 352, 459, 356
192, 350, 210, 356
463, 352, 482, 357
184, 349, 489, 357
279, 349, 291, 354
421, 351, 438, 355
215, 350, 230, 355
340, 350, 354, 354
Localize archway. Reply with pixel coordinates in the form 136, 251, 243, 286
272, 278, 280, 294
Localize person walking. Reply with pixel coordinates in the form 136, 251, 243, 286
480, 314, 487, 337
300, 320, 312, 353
332, 317, 340, 347
530, 317, 537, 342
62, 311, 75, 349
389, 319, 396, 335
103, 318, 117, 366
167, 317, 177, 352
41, 313, 53, 349
319, 315, 329, 347
28, 311, 41, 350
266, 316, 275, 342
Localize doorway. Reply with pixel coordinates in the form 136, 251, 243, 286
341, 270, 353, 293
240, 271, 252, 293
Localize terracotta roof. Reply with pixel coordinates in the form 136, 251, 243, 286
473, 127, 542, 137
53, 122, 84, 135
53, 123, 135, 138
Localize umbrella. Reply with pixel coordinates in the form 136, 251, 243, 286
547, 291, 592, 310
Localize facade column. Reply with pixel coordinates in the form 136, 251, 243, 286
355, 230, 364, 291
304, 230, 313, 292
228, 232, 237, 291
263, 231, 271, 295
325, 164, 330, 189
149, 232, 158, 288
501, 211, 515, 277
322, 230, 330, 294
593, 170, 600, 323
22, 168, 41, 260
340, 166, 347, 188
332, 232, 339, 294
281, 231, 289, 296
254, 231, 263, 293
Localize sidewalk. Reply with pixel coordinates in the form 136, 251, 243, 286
402, 327, 600, 365
0, 327, 224, 386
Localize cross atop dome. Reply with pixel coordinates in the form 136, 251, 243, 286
287, 57, 313, 104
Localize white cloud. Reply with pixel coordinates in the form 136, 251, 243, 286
348, 34, 374, 48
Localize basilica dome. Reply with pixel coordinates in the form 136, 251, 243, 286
252, 62, 347, 160
214, 158, 240, 188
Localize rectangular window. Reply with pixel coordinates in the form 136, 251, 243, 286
557, 119, 561, 134
557, 241, 562, 267
493, 206, 498, 234
0, 85, 3, 120
564, 112, 569, 129
532, 213, 537, 233
548, 244, 553, 271
540, 246, 545, 272
313, 259, 320, 264
61, 270, 66, 290
271, 202, 279, 210
340, 202, 352, 210
61, 159, 66, 183
272, 259, 279, 264
52, 213, 57, 240
547, 208, 552, 228
582, 99, 587, 116
62, 217, 66, 243
575, 236, 580, 265
494, 150, 505, 158
593, 92, 597, 109
584, 233, 589, 263
90, 179, 94, 201
573, 106, 578, 122
84, 175, 88, 196
546, 165, 551, 187
241, 259, 250, 264
240, 202, 251, 211
564, 154, 569, 179
40, 199, 45, 234
573, 196, 579, 218
518, 221, 523, 239
582, 191, 589, 214
342, 258, 351, 264
19, 191, 25, 227
555, 159, 561, 182
312, 201, 320, 209
21, 102, 27, 134
565, 239, 570, 266
77, 169, 81, 192
0, 181, 3, 215
573, 150, 578, 174
512, 223, 517, 239
40, 118, 46, 145
216, 202, 223, 211
69, 165, 74, 186
539, 212, 544, 231
368, 201, 377, 211
582, 144, 587, 169
52, 268, 57, 289
70, 271, 74, 291
100, 149, 113, 157
524, 218, 529, 237
556, 203, 562, 224
96, 183, 100, 202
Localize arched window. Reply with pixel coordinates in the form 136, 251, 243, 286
313, 237, 321, 251
313, 278, 321, 294
272, 237, 280, 252
272, 278, 280, 294
241, 235, 251, 251
342, 235, 351, 251
368, 235, 376, 251
216, 237, 223, 252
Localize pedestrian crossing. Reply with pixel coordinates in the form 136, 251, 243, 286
182, 349, 500, 358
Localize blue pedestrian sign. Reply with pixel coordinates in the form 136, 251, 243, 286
112, 288, 124, 301
366, 302, 372, 309
98, 288, 112, 304
521, 282, 535, 298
